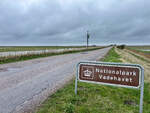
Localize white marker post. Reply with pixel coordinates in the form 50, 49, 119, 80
140, 67, 144, 113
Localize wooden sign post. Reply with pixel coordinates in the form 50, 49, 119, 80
75, 61, 144, 113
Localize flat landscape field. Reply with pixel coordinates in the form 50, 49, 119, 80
128, 45, 150, 49
0, 46, 105, 64
128, 46, 150, 53
0, 46, 86, 52
126, 46, 150, 60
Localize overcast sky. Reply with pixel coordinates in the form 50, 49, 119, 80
0, 0, 149, 46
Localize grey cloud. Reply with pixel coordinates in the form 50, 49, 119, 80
0, 0, 150, 45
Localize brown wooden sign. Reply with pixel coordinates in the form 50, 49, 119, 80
78, 62, 141, 88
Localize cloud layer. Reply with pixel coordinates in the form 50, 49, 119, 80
0, 0, 149, 45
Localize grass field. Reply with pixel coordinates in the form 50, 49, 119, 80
127, 46, 150, 50
0, 47, 105, 64
0, 46, 87, 52
36, 48, 150, 113
127, 46, 150, 54
126, 46, 150, 60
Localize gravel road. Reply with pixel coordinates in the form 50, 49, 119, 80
0, 47, 111, 113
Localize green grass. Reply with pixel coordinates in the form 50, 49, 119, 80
0, 47, 104, 64
36, 47, 150, 113
102, 47, 122, 62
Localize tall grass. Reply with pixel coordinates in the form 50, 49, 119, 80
0, 47, 104, 64
0, 46, 95, 52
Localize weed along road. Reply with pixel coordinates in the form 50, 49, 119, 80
0, 47, 111, 113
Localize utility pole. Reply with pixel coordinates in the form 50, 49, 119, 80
86, 31, 90, 49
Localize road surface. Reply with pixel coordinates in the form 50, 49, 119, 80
0, 47, 111, 113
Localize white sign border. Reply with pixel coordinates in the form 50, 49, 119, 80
77, 61, 142, 89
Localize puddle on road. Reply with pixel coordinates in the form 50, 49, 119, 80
7, 67, 19, 71
80, 52, 88, 54
0, 67, 20, 72
0, 68, 8, 72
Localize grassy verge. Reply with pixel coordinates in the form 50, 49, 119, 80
0, 47, 104, 64
102, 47, 122, 62
36, 47, 150, 113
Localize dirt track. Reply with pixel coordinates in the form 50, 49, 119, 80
115, 48, 150, 83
